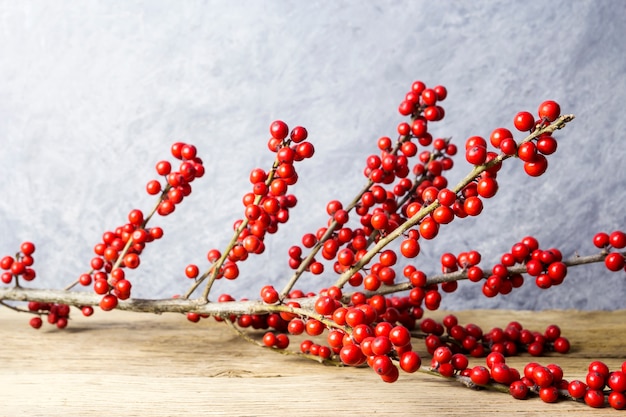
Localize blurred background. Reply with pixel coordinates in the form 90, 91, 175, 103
1, 1, 624, 309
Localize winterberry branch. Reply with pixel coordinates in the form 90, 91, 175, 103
1, 80, 624, 411
348, 249, 625, 298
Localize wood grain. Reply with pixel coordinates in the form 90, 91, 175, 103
1, 309, 625, 416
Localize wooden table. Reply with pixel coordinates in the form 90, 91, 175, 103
1, 309, 624, 416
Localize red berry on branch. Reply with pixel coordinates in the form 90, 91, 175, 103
609, 392, 626, 410
509, 380, 529, 400
499, 138, 517, 155
489, 128, 513, 149
513, 111, 535, 132
170, 142, 185, 159
536, 135, 558, 155
180, 144, 197, 160
539, 386, 559, 403
99, 294, 118, 311
610, 230, 626, 249
20, 241, 36, 256
605, 252, 625, 271
269, 120, 289, 140
537, 100, 561, 122
290, 126, 308, 143
584, 389, 605, 408
470, 366, 491, 385
523, 154, 548, 177
433, 85, 447, 101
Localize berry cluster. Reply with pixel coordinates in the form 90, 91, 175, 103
1, 242, 37, 284
421, 315, 569, 359
479, 236, 567, 296
147, 142, 205, 216
27, 302, 74, 329
81, 143, 203, 312
567, 361, 626, 409
180, 121, 313, 312
594, 230, 626, 272
469, 355, 626, 410
287, 81, 454, 292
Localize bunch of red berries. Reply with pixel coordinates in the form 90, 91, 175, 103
188, 122, 313, 290
27, 302, 72, 329
147, 142, 205, 216
287, 81, 454, 288
81, 142, 203, 312
0, 241, 36, 284
593, 230, 626, 272
567, 361, 626, 409
421, 315, 569, 360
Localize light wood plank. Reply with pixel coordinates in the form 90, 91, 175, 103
1, 309, 624, 416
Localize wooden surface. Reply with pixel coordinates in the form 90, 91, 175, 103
1, 308, 625, 416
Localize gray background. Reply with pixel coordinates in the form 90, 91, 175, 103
1, 1, 625, 310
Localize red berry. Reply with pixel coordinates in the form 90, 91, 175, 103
389, 326, 411, 347
340, 344, 365, 366
314, 296, 336, 316
463, 196, 483, 216
470, 366, 491, 385
499, 138, 517, 155
399, 351, 421, 373
584, 389, 605, 408
29, 316, 43, 329
476, 177, 498, 198
489, 128, 513, 149
517, 142, 538, 162
269, 120, 289, 140
509, 380, 529, 400
538, 100, 561, 122
610, 231, 626, 249
609, 392, 626, 410
536, 135, 558, 155
400, 238, 420, 258
523, 154, 548, 177
185, 264, 199, 279
290, 126, 308, 143
532, 366, 554, 388
605, 252, 625, 271
586, 371, 607, 390
568, 380, 587, 399
433, 85, 447, 101
609, 371, 626, 393
553, 336, 570, 353
466, 145, 487, 165
99, 294, 118, 311
539, 386, 559, 403
514, 111, 535, 132
180, 144, 197, 160
20, 242, 36, 256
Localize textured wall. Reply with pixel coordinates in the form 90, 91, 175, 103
1, 1, 625, 309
